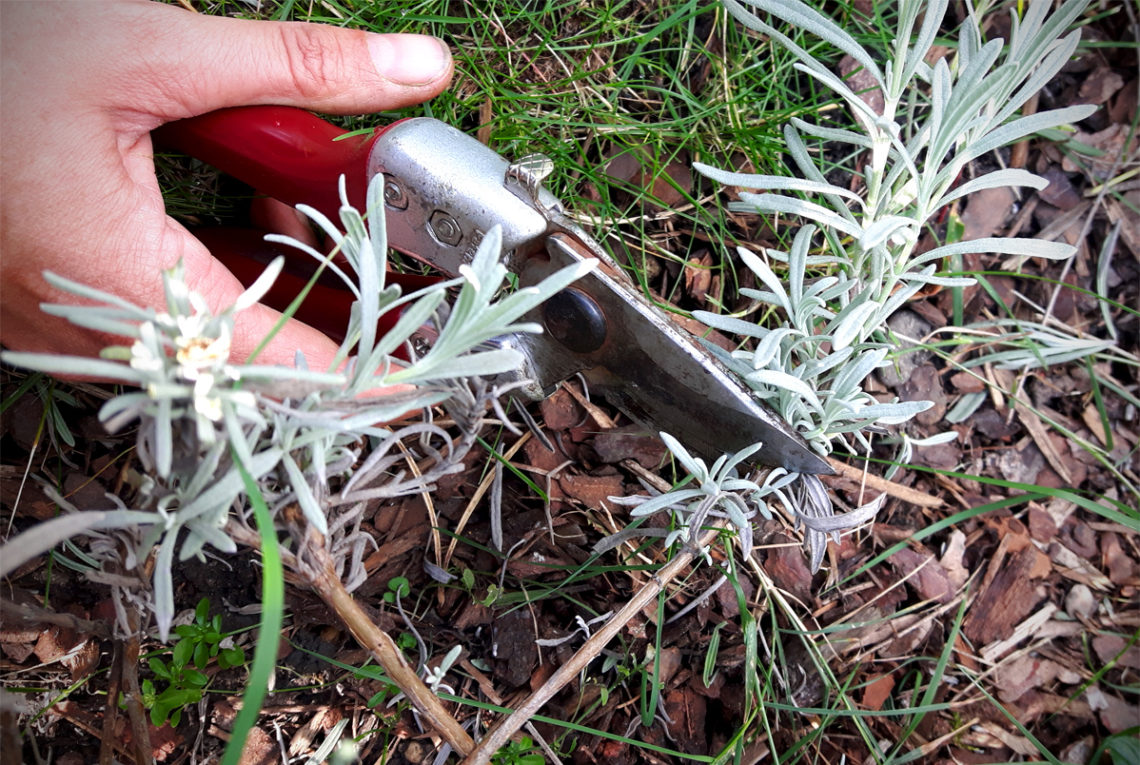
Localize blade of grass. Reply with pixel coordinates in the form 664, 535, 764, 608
886, 592, 970, 763
222, 458, 285, 765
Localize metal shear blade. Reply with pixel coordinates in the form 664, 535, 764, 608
512, 233, 833, 476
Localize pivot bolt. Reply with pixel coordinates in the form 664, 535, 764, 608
542, 288, 607, 354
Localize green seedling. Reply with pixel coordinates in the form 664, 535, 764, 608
140, 656, 209, 729
173, 596, 247, 672
135, 597, 246, 729
491, 734, 546, 765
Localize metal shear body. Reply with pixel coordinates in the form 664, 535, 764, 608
158, 107, 831, 475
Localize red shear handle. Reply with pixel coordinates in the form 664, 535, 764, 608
155, 105, 390, 221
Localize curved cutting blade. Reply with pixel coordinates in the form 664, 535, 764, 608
516, 234, 833, 475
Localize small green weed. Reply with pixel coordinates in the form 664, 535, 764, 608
135, 597, 246, 728
140, 657, 208, 729
491, 735, 545, 765
173, 596, 247, 673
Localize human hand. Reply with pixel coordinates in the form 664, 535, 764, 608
1, 0, 452, 369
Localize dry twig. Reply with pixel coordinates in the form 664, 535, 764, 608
460, 522, 725, 765
826, 457, 944, 508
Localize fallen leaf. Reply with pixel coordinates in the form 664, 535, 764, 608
1087, 686, 1140, 734
990, 441, 1047, 485
1077, 66, 1125, 106
961, 186, 1015, 239
1060, 737, 1097, 765
1014, 401, 1074, 484
61, 638, 99, 682
878, 310, 933, 388
33, 625, 78, 665
899, 363, 947, 426
1080, 403, 1111, 447
671, 312, 737, 352
602, 144, 692, 210
0, 639, 36, 663
683, 252, 714, 302
1101, 532, 1138, 586
1108, 76, 1138, 125
1062, 124, 1133, 179
862, 672, 895, 710
939, 530, 969, 590
996, 654, 1082, 702
973, 407, 1020, 442
652, 645, 683, 687
976, 720, 1039, 756
949, 370, 986, 394
1037, 167, 1083, 211
1092, 634, 1140, 670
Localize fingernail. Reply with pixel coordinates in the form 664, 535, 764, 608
367, 34, 450, 86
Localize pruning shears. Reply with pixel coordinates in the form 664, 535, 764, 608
157, 106, 832, 475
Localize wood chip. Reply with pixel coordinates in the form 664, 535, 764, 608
965, 541, 1050, 647
940, 530, 970, 589
981, 603, 1058, 663
1013, 401, 1073, 484
1047, 541, 1112, 590
861, 672, 895, 711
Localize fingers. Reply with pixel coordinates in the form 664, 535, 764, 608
3, 2, 453, 120
130, 2, 453, 120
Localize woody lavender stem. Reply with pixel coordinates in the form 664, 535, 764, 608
226, 518, 475, 755
307, 550, 476, 755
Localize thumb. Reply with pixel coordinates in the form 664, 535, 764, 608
129, 2, 452, 119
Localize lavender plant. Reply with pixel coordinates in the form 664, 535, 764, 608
642, 0, 1102, 569
0, 173, 594, 639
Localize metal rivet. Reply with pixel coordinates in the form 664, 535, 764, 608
383, 175, 408, 210
428, 210, 462, 246
542, 289, 607, 354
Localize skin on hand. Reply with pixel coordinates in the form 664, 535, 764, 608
0, 0, 453, 370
